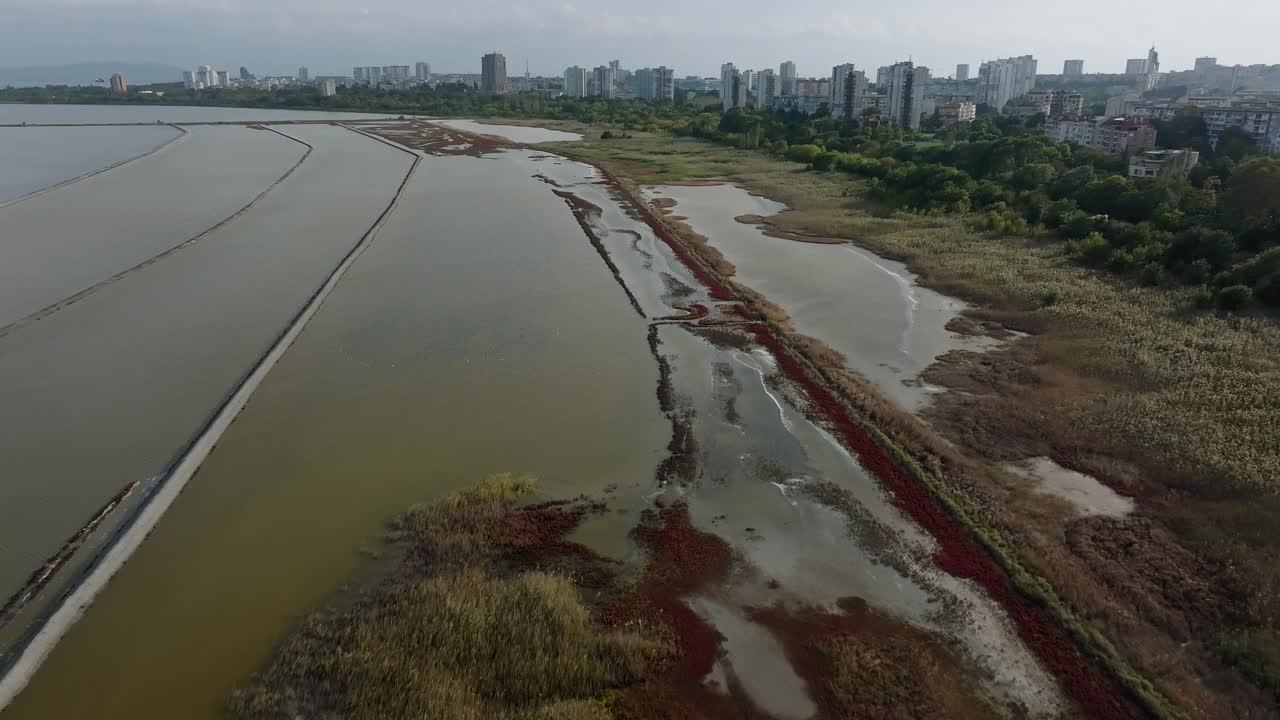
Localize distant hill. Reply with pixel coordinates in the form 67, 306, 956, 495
0, 62, 185, 87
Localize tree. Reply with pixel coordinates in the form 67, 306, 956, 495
1219, 157, 1280, 232
1215, 127, 1258, 163
1216, 284, 1253, 310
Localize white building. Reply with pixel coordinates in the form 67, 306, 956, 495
956, 63, 969, 81
298, 66, 309, 82
593, 65, 616, 99
720, 62, 747, 109
1129, 149, 1199, 178
758, 68, 778, 108
977, 55, 1037, 110
564, 66, 587, 98
320, 78, 337, 97
1063, 59, 1084, 77
654, 66, 675, 101
415, 62, 431, 82
831, 63, 867, 120
780, 61, 797, 96
885, 62, 927, 129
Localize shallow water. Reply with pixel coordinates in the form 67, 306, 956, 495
0, 124, 410, 658
0, 125, 306, 327
0, 125, 179, 203
2, 147, 669, 720
435, 118, 582, 143
1007, 457, 1136, 518
6, 126, 1065, 718
643, 184, 993, 412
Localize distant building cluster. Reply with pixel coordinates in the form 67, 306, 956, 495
552, 59, 674, 101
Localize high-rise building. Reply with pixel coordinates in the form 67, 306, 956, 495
1126, 57, 1149, 75
298, 66, 309, 82
741, 69, 755, 96
758, 68, 777, 108
654, 66, 675, 101
109, 73, 127, 93
593, 65, 616, 99
1063, 59, 1084, 77
635, 68, 655, 100
239, 66, 253, 81
381, 65, 410, 82
780, 61, 797, 96
977, 55, 1037, 110
564, 66, 588, 98
956, 64, 969, 81
885, 62, 927, 129
182, 70, 195, 89
1141, 46, 1160, 90
721, 63, 739, 109
216, 70, 229, 87
876, 66, 891, 88
481, 52, 509, 95
196, 64, 216, 88
831, 64, 867, 119
320, 79, 337, 97
1194, 57, 1217, 72
1049, 89, 1084, 118
415, 62, 431, 82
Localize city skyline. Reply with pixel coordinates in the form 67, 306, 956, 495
2, 0, 1277, 81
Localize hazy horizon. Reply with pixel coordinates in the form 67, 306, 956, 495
1, 0, 1277, 80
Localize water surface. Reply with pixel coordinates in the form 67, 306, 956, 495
0, 124, 410, 655
0, 103, 394, 125
435, 118, 582, 143
0, 125, 178, 203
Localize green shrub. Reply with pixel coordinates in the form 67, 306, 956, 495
785, 144, 822, 164
1191, 286, 1214, 308
1216, 284, 1253, 310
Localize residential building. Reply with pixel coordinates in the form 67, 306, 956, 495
298, 66, 309, 82
109, 73, 127, 93
564, 66, 588, 98
415, 62, 432, 82
780, 61, 797, 96
977, 55, 1037, 110
937, 101, 976, 125
593, 65, 616, 99
720, 63, 747, 109
794, 77, 831, 97
634, 68, 655, 100
1044, 116, 1156, 154
1105, 93, 1142, 118
1125, 58, 1149, 75
182, 70, 195, 89
239, 66, 253, 81
481, 52, 509, 95
885, 62, 927, 129
1063, 59, 1084, 77
216, 70, 229, 87
654, 66, 675, 101
1050, 89, 1085, 118
320, 78, 337, 97
956, 64, 970, 81
1129, 149, 1200, 178
1194, 57, 1218, 72
382, 65, 411, 82
196, 64, 217, 88
924, 77, 979, 102
831, 63, 867, 120
876, 66, 891, 89
758, 68, 778, 108
741, 69, 755, 96
1201, 105, 1280, 154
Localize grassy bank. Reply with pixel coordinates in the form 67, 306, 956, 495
544, 128, 1280, 717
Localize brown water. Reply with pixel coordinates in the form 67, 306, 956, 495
0, 125, 306, 327
2, 146, 670, 720
6, 128, 1066, 719
0, 124, 410, 656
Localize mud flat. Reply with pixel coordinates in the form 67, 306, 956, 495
434, 118, 582, 143
0, 124, 413, 668
641, 183, 997, 413
0, 125, 181, 204
0, 125, 307, 328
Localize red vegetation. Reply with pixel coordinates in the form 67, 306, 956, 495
591, 174, 736, 301
657, 303, 711, 322
742, 323, 1139, 720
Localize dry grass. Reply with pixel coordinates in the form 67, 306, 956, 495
228, 475, 671, 720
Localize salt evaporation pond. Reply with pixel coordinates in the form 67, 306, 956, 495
0, 124, 180, 204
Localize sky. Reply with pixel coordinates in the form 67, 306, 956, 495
1, 0, 1278, 80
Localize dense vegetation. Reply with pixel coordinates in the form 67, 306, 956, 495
674, 105, 1280, 311
6, 84, 1277, 310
